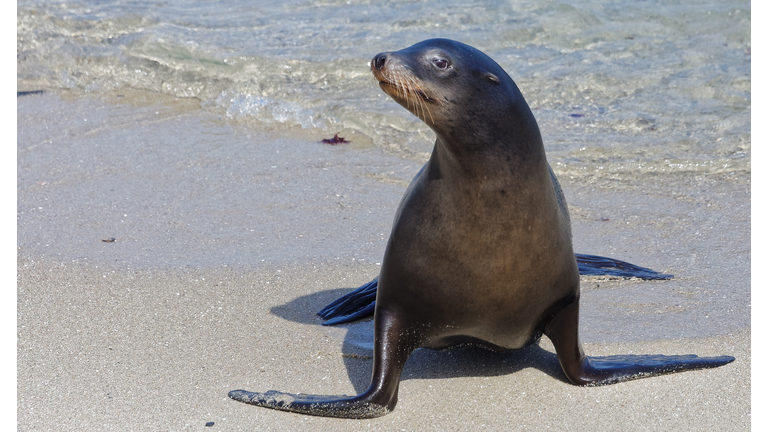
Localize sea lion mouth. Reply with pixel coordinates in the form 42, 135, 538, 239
374, 67, 439, 124
378, 80, 436, 103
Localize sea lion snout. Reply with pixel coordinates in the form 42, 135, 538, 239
372, 53, 387, 71
369, 52, 395, 83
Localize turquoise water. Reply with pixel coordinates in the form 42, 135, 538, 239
17, 0, 750, 177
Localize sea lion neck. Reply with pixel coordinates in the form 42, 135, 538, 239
428, 134, 549, 187
428, 101, 549, 183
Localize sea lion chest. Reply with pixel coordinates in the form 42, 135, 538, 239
376, 155, 578, 350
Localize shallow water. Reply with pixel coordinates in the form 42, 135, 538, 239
18, 0, 750, 177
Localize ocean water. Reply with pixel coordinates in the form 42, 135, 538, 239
17, 0, 750, 178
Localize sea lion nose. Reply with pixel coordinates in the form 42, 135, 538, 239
372, 54, 387, 71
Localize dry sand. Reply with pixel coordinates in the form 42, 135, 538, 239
18, 92, 750, 430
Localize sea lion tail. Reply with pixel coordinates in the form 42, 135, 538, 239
544, 296, 735, 386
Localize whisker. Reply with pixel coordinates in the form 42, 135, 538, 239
390, 67, 405, 108
402, 73, 423, 120
380, 65, 435, 124
406, 74, 433, 124
403, 72, 418, 113
396, 69, 411, 110
397, 67, 413, 111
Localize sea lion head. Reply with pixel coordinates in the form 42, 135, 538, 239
370, 39, 539, 150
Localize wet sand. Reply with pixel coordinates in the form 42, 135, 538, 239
18, 92, 750, 430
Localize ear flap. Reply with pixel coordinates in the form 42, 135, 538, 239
484, 72, 500, 84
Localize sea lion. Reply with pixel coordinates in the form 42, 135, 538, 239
229, 39, 734, 418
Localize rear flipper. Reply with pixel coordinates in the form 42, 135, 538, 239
544, 296, 735, 386
575, 253, 672, 280
230, 308, 416, 418
317, 277, 378, 325
319, 254, 672, 325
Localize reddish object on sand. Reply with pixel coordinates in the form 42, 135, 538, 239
320, 134, 350, 144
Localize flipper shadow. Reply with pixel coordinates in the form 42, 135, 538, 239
270, 287, 351, 325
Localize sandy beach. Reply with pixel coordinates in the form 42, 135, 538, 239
18, 91, 750, 430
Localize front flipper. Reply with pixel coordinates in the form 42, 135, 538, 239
544, 297, 735, 386
230, 307, 416, 418
578, 353, 736, 385
228, 390, 390, 418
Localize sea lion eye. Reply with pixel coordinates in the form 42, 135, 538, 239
432, 58, 449, 69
